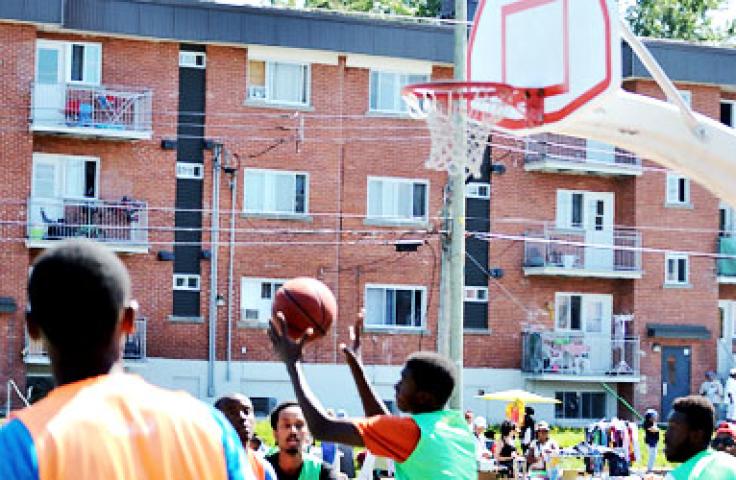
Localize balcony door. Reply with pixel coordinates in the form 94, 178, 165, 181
35, 40, 66, 125
718, 301, 736, 379
555, 293, 612, 374
556, 190, 614, 270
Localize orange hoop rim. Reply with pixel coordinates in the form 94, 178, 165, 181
401, 81, 546, 127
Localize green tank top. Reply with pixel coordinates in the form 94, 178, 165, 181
395, 409, 476, 480
298, 454, 324, 480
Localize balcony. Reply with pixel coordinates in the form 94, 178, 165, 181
521, 331, 640, 382
718, 236, 736, 284
23, 319, 147, 363
523, 224, 642, 279
524, 134, 642, 176
31, 82, 152, 140
27, 197, 149, 253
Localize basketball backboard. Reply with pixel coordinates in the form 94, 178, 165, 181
468, 0, 620, 131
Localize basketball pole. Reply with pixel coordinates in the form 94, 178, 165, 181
443, 0, 467, 411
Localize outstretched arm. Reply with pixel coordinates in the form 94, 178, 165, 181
341, 314, 390, 418
268, 314, 365, 447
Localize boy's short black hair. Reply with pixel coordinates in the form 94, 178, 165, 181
28, 239, 130, 353
672, 395, 715, 446
405, 351, 457, 407
270, 401, 300, 430
500, 420, 515, 437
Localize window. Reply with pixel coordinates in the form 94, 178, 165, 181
555, 392, 606, 420
36, 40, 101, 85
665, 253, 689, 285
466, 182, 490, 200
247, 59, 309, 105
241, 278, 285, 324
555, 293, 611, 333
365, 284, 425, 329
173, 274, 200, 291
179, 51, 206, 69
176, 163, 204, 180
68, 43, 101, 84
367, 177, 428, 223
31, 153, 98, 200
244, 169, 308, 216
369, 71, 429, 113
721, 101, 735, 128
464, 286, 488, 302
720, 203, 735, 237
666, 172, 690, 206
678, 90, 692, 107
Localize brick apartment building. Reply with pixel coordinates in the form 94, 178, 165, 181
0, 0, 735, 426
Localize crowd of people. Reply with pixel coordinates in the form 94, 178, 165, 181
0, 240, 735, 479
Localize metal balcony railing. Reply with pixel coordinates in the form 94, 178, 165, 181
27, 197, 148, 247
522, 331, 640, 378
524, 133, 641, 170
524, 223, 641, 274
24, 319, 146, 361
31, 82, 152, 138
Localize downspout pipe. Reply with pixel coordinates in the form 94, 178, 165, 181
208, 144, 222, 398
226, 169, 237, 381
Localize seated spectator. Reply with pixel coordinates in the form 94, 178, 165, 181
526, 421, 559, 471
712, 422, 736, 457
494, 421, 517, 477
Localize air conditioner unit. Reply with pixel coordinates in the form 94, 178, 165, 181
179, 51, 206, 69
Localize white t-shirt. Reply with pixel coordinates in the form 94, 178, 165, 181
726, 377, 736, 404
528, 438, 560, 470
700, 380, 724, 405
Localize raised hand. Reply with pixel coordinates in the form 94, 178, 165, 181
341, 309, 364, 363
268, 311, 312, 366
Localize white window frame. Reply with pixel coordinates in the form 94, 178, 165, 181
665, 171, 691, 206
465, 182, 490, 200
246, 59, 310, 106
368, 70, 430, 114
464, 286, 488, 303
240, 277, 286, 325
31, 153, 100, 200
366, 176, 429, 224
678, 90, 692, 107
176, 162, 204, 180
665, 253, 689, 286
721, 100, 736, 128
173, 274, 201, 291
720, 202, 736, 236
554, 293, 612, 334
179, 51, 206, 69
243, 168, 309, 216
65, 41, 102, 85
364, 283, 426, 330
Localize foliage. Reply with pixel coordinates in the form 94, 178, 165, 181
625, 0, 730, 41
304, 0, 441, 18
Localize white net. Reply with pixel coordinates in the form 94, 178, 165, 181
404, 85, 528, 178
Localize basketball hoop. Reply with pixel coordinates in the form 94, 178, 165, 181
402, 81, 545, 178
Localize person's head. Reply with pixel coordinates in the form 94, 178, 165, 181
536, 421, 550, 442
395, 352, 457, 413
464, 409, 474, 425
644, 408, 658, 424
484, 429, 496, 440
525, 406, 535, 417
270, 401, 308, 457
214, 393, 255, 447
664, 395, 715, 463
27, 239, 136, 381
473, 416, 488, 435
706, 371, 717, 381
500, 420, 516, 439
712, 422, 736, 456
730, 368, 736, 379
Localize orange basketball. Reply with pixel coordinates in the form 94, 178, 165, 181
272, 277, 336, 342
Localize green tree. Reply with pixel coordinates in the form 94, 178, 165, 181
625, 0, 726, 41
305, 0, 440, 17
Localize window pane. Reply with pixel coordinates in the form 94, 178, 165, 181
64, 159, 86, 198
377, 72, 395, 111
385, 289, 395, 325
571, 193, 583, 227
244, 171, 264, 212
84, 45, 100, 84
273, 173, 295, 213
365, 288, 384, 326
369, 71, 380, 110
397, 182, 412, 218
667, 258, 676, 282
37, 48, 59, 84
395, 289, 413, 326
261, 283, 271, 299
71, 45, 84, 82
679, 178, 687, 203
678, 258, 687, 282
84, 161, 96, 198
563, 392, 580, 418
570, 296, 581, 330
555, 392, 564, 418
556, 296, 570, 329
414, 290, 423, 327
413, 183, 426, 218
295, 174, 306, 213
590, 393, 606, 418
270, 62, 305, 104
586, 300, 603, 333
368, 180, 382, 217
249, 60, 266, 86
33, 163, 57, 198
